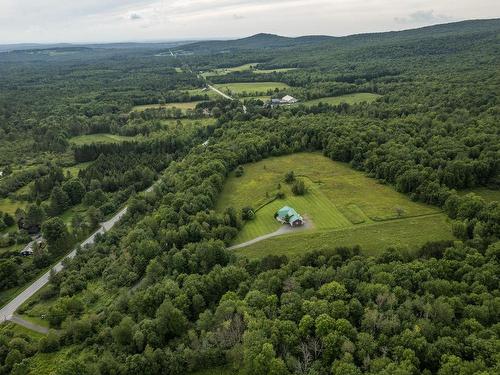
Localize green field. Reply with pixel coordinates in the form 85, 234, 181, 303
237, 214, 454, 258
69, 133, 136, 145
299, 93, 382, 106
201, 63, 260, 77
216, 153, 448, 252
214, 82, 290, 96
132, 101, 202, 112
202, 63, 297, 77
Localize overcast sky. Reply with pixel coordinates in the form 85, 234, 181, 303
0, 0, 499, 44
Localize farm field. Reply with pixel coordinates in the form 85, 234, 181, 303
132, 101, 201, 112
216, 152, 446, 251
298, 93, 381, 106
69, 133, 136, 145
201, 62, 260, 77
214, 82, 290, 96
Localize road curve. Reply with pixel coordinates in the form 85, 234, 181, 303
0, 207, 128, 322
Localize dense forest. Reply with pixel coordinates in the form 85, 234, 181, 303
0, 19, 498, 375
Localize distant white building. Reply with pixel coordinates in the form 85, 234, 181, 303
0, 171, 3, 177
281, 95, 298, 104
269, 95, 299, 107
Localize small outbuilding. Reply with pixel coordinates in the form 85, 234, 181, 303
275, 206, 304, 227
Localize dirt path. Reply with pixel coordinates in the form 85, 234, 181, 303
229, 220, 313, 250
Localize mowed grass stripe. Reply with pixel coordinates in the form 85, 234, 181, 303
236, 214, 454, 258
233, 179, 350, 244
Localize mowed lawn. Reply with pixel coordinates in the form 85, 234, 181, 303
216, 152, 448, 252
214, 82, 290, 96
299, 93, 381, 106
69, 133, 136, 145
237, 214, 454, 258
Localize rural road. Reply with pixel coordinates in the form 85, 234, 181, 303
208, 84, 233, 100
0, 206, 128, 322
0, 141, 202, 329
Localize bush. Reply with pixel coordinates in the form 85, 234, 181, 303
38, 331, 60, 353
235, 166, 244, 177
241, 207, 255, 220
292, 180, 306, 195
284, 171, 295, 184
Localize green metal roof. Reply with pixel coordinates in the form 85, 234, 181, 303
277, 206, 303, 222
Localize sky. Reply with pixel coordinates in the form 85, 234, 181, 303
0, 0, 499, 44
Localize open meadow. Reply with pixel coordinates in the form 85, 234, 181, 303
132, 101, 202, 112
216, 153, 451, 254
214, 82, 290, 96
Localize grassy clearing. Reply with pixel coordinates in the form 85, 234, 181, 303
460, 188, 500, 202
0, 197, 27, 215
298, 93, 381, 106
201, 63, 261, 77
62, 161, 93, 177
214, 82, 290, 96
69, 133, 136, 145
217, 153, 444, 250
132, 101, 202, 112
236, 214, 454, 258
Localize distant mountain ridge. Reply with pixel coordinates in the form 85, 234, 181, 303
174, 33, 334, 52
174, 18, 500, 53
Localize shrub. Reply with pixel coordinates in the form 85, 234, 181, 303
292, 180, 306, 195
235, 166, 244, 177
284, 171, 295, 184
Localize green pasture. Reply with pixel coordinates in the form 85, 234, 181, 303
132, 101, 202, 112
214, 82, 290, 96
298, 93, 381, 106
216, 153, 445, 249
254, 68, 297, 74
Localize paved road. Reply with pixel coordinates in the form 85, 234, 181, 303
0, 207, 128, 322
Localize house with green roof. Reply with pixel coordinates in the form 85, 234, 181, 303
275, 206, 304, 227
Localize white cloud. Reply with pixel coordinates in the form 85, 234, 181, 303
0, 0, 498, 43
395, 9, 453, 25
